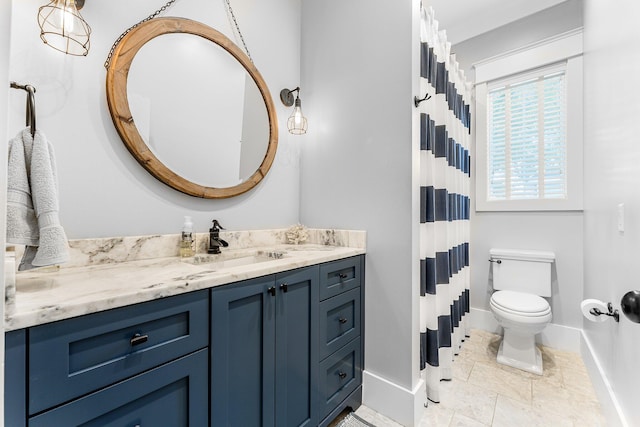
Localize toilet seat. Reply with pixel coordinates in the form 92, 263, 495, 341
490, 290, 550, 317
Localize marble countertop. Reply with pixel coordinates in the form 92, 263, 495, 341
6, 229, 365, 331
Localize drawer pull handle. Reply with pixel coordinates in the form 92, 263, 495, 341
130, 333, 149, 346
338, 273, 348, 279
338, 371, 347, 379
268, 286, 276, 296
339, 317, 348, 324
280, 283, 288, 293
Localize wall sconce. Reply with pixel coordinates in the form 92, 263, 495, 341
280, 87, 308, 135
38, 0, 91, 56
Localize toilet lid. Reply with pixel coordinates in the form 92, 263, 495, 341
491, 290, 550, 315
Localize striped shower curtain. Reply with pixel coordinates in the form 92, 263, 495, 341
418, 6, 472, 404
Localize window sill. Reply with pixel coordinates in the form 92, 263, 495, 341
475, 198, 583, 212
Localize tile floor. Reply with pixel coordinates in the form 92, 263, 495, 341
354, 329, 607, 426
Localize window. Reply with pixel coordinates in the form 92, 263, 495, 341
474, 30, 583, 211
487, 67, 566, 201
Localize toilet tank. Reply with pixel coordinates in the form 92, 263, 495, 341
490, 248, 555, 297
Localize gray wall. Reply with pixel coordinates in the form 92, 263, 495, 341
453, 0, 583, 75
583, 0, 640, 424
7, 0, 302, 238
300, 0, 420, 399
452, 1, 586, 329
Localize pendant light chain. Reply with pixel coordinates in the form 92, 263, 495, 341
223, 0, 252, 63
104, 0, 177, 69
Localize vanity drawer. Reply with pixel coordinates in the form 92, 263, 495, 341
319, 288, 361, 361
319, 256, 361, 300
29, 349, 208, 427
318, 337, 362, 419
28, 290, 209, 415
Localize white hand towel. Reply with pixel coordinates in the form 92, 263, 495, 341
6, 128, 69, 271
7, 129, 38, 246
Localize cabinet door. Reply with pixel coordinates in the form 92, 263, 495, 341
275, 266, 319, 427
211, 275, 276, 427
5, 329, 26, 427
29, 349, 208, 427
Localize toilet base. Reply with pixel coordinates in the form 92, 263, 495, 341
496, 333, 543, 375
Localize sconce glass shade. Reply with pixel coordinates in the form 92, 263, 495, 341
287, 97, 307, 135
38, 0, 91, 56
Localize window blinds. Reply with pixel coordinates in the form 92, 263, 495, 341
487, 70, 567, 201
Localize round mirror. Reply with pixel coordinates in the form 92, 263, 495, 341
106, 18, 278, 198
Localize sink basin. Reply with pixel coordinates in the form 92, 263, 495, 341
183, 250, 286, 269
282, 244, 333, 251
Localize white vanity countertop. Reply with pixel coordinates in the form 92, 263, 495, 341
6, 229, 366, 331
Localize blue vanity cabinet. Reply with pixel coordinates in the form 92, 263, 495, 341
211, 266, 319, 427
4, 254, 364, 427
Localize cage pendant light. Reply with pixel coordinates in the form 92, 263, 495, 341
280, 87, 307, 135
38, 0, 91, 56
287, 96, 307, 135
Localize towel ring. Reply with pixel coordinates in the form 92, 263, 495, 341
10, 82, 37, 137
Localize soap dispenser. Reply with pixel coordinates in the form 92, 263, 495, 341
180, 216, 195, 257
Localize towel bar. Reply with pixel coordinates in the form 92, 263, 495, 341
9, 81, 37, 137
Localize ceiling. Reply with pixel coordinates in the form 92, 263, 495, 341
428, 0, 568, 45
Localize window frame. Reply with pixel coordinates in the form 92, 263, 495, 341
474, 30, 583, 212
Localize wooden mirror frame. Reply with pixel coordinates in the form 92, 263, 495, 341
106, 17, 278, 199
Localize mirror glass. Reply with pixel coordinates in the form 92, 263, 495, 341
127, 34, 270, 188
106, 18, 278, 199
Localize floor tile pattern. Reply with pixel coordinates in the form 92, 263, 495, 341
354, 329, 607, 426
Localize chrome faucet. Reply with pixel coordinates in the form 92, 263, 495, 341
208, 220, 229, 254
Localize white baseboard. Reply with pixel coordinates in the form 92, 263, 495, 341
469, 307, 502, 335
581, 332, 627, 427
362, 370, 425, 427
469, 308, 581, 353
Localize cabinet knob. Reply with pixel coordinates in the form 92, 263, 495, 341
130, 333, 149, 346
268, 286, 276, 296
338, 273, 348, 279
339, 317, 348, 324
280, 283, 288, 293
338, 371, 347, 379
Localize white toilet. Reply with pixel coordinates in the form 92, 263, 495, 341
489, 248, 555, 375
